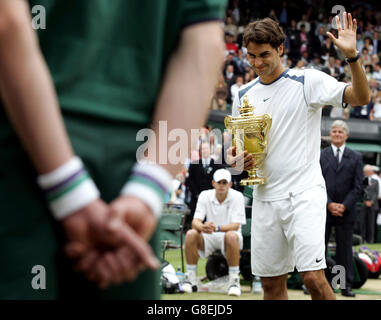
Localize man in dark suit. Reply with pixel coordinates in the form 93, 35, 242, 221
361, 165, 379, 243
186, 141, 223, 229
320, 120, 363, 298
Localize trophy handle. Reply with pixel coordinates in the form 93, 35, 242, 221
262, 113, 272, 148
224, 115, 232, 129
262, 114, 272, 135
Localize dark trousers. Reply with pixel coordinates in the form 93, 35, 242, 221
360, 206, 376, 243
325, 219, 354, 289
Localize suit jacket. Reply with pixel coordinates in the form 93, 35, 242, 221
186, 158, 223, 214
363, 177, 379, 212
320, 146, 363, 223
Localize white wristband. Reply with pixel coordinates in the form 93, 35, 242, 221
37, 156, 100, 220
121, 162, 172, 219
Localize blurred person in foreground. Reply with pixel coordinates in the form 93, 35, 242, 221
0, 0, 226, 299
227, 13, 369, 300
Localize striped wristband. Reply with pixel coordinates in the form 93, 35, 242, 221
37, 156, 100, 220
121, 162, 173, 219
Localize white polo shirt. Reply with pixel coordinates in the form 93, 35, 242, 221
232, 68, 348, 201
194, 188, 246, 234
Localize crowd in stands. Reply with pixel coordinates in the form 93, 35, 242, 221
211, 0, 381, 121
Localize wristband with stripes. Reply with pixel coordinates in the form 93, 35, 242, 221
37, 156, 100, 220
121, 162, 172, 219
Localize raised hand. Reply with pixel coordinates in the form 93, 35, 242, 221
326, 12, 357, 58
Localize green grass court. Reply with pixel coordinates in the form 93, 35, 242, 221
161, 243, 381, 300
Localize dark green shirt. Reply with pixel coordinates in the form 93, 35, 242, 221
27, 0, 226, 125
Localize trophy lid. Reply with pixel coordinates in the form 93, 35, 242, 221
239, 95, 254, 116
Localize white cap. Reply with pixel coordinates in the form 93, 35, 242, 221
213, 169, 231, 183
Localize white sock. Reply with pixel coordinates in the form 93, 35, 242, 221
186, 264, 197, 275
229, 266, 240, 280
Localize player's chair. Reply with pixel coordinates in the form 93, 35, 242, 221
159, 203, 189, 272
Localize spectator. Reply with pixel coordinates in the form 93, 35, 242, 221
315, 17, 330, 36
308, 26, 324, 57
299, 24, 309, 56
224, 64, 237, 104
243, 71, 251, 84
300, 51, 310, 66
286, 19, 302, 63
185, 141, 223, 229
224, 16, 238, 42
279, 1, 289, 27
231, 0, 240, 26
169, 172, 187, 205
369, 78, 380, 95
365, 64, 374, 82
211, 74, 229, 110
297, 14, 311, 33
307, 55, 323, 70
248, 68, 256, 81
371, 31, 380, 55
234, 48, 251, 75
372, 62, 381, 85
322, 56, 341, 80
316, 26, 327, 48
360, 47, 372, 66
268, 9, 278, 22
322, 37, 338, 59
224, 52, 239, 75
224, 64, 236, 84
320, 120, 363, 298
330, 105, 349, 119
360, 165, 379, 244
230, 75, 244, 101
225, 32, 239, 54
293, 60, 305, 70
362, 36, 374, 55
356, 32, 364, 52
369, 90, 381, 121
182, 169, 246, 296
371, 54, 379, 66
335, 59, 345, 79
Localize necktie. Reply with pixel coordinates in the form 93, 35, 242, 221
336, 148, 340, 165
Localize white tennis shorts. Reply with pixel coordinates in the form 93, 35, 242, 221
251, 185, 327, 277
198, 231, 243, 259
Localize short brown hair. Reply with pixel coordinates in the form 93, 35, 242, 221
243, 18, 285, 49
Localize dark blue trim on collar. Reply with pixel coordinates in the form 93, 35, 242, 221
259, 68, 305, 86
259, 68, 290, 85
238, 78, 260, 100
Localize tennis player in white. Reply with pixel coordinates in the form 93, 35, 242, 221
229, 13, 370, 300
183, 169, 246, 296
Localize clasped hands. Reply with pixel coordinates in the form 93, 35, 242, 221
327, 202, 346, 217
201, 221, 216, 234
62, 195, 160, 289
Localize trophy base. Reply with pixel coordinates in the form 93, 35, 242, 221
240, 177, 266, 186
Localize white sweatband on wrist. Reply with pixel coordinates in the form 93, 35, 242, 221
37, 156, 100, 220
120, 162, 172, 219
